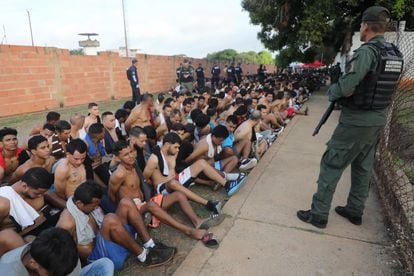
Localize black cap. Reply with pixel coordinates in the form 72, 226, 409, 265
361, 6, 390, 22
131, 58, 138, 64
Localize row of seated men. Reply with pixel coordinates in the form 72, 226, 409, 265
0, 72, 310, 273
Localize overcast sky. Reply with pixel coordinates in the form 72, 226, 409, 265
0, 0, 267, 58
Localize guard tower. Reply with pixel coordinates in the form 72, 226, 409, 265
78, 33, 100, 56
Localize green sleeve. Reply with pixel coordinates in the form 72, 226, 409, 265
328, 46, 376, 101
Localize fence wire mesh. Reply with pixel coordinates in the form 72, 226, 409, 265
375, 24, 414, 272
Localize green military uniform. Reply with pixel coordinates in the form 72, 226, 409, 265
179, 65, 194, 92
310, 34, 387, 221
299, 6, 403, 225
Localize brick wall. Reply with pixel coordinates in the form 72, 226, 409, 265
0, 44, 276, 117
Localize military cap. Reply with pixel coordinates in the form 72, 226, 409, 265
362, 6, 390, 22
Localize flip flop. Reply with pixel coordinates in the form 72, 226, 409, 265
201, 233, 219, 249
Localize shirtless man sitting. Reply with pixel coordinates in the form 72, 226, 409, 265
10, 135, 56, 184
0, 167, 56, 237
53, 139, 88, 209
69, 113, 86, 140
109, 140, 220, 248
234, 110, 268, 159
83, 102, 101, 132
144, 132, 226, 214
0, 128, 29, 184
125, 94, 154, 131
57, 181, 175, 270
185, 125, 247, 196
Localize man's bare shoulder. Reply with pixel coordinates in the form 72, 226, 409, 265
57, 208, 75, 229
112, 164, 128, 180
55, 159, 70, 175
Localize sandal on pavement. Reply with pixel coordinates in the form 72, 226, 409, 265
201, 233, 219, 249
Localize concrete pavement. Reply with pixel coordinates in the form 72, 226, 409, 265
174, 92, 393, 276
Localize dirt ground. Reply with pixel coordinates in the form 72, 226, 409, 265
0, 98, 231, 275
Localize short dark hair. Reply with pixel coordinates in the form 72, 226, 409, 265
143, 126, 156, 140
30, 227, 78, 276
46, 111, 61, 122
42, 123, 55, 132
234, 105, 248, 116
183, 98, 192, 106
88, 102, 98, 109
170, 109, 182, 118
198, 96, 205, 101
226, 115, 238, 125
115, 109, 128, 120
28, 135, 48, 151
66, 138, 87, 155
366, 21, 387, 33
112, 140, 130, 156
165, 98, 175, 106
190, 109, 203, 122
73, 180, 103, 204
55, 120, 71, 133
158, 93, 165, 103
163, 132, 182, 145
206, 107, 217, 117
171, 123, 185, 131
256, 104, 267, 111
88, 123, 104, 135
163, 104, 172, 110
101, 111, 113, 120
208, 98, 219, 108
194, 113, 210, 128
211, 125, 229, 139
21, 167, 53, 190
0, 127, 17, 141
129, 126, 146, 138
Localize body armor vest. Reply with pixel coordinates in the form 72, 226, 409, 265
343, 41, 403, 110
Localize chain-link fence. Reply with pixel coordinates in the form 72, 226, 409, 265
375, 24, 414, 272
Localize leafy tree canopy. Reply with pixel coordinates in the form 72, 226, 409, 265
206, 49, 274, 64
242, 0, 414, 66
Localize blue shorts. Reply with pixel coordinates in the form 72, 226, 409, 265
87, 224, 135, 271
214, 160, 223, 171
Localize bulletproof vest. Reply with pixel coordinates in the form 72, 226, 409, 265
212, 66, 220, 76
343, 41, 403, 110
196, 67, 204, 78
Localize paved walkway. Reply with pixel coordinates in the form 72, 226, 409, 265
175, 92, 393, 275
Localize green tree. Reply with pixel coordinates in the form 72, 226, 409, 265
237, 51, 259, 64
206, 49, 238, 62
242, 0, 414, 66
257, 50, 274, 65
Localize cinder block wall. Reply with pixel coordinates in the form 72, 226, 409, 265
0, 45, 276, 117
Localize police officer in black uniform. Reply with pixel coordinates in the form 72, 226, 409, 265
234, 62, 243, 85
226, 62, 236, 86
211, 62, 221, 90
196, 63, 205, 92
126, 58, 140, 105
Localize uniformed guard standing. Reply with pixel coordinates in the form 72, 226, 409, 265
211, 62, 221, 90
226, 62, 236, 86
179, 59, 194, 92
126, 58, 141, 105
234, 62, 243, 85
196, 63, 205, 91
297, 6, 403, 228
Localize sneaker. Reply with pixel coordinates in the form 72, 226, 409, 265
198, 213, 225, 229
335, 206, 362, 225
296, 210, 327, 229
273, 126, 284, 134
141, 247, 175, 268
152, 242, 177, 254
225, 174, 248, 197
239, 158, 258, 171
224, 172, 241, 181
206, 200, 222, 214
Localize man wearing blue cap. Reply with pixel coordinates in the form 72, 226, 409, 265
297, 6, 404, 228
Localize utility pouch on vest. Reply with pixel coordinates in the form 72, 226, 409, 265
344, 41, 403, 110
